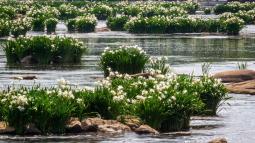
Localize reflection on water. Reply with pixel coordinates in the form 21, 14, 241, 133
1, 33, 255, 142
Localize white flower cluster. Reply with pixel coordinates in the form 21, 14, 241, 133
0, 88, 29, 111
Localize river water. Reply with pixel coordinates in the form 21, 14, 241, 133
0, 23, 255, 142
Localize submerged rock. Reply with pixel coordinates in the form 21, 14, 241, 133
208, 137, 227, 143
24, 123, 41, 135
213, 70, 255, 83
20, 55, 38, 65
133, 125, 159, 135
96, 27, 110, 32
81, 118, 131, 134
12, 76, 37, 80
0, 122, 15, 134
66, 117, 82, 133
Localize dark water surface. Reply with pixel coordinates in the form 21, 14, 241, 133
1, 29, 255, 142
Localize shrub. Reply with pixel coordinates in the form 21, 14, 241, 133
196, 76, 229, 115
45, 18, 58, 33
10, 17, 31, 38
107, 15, 129, 31
75, 15, 97, 33
0, 19, 10, 37
204, 8, 211, 15
91, 4, 113, 20
4, 36, 86, 65
220, 16, 245, 35
100, 46, 149, 77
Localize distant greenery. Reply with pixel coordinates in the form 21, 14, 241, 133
4, 36, 86, 65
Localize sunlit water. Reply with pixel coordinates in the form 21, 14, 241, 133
1, 22, 255, 142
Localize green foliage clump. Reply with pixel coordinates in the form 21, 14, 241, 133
45, 18, 58, 33
204, 8, 211, 15
0, 19, 10, 37
10, 17, 32, 38
4, 36, 86, 65
220, 16, 245, 35
91, 4, 113, 20
58, 4, 80, 20
107, 15, 129, 31
76, 15, 97, 33
100, 46, 149, 77
66, 15, 97, 33
196, 76, 229, 115
214, 2, 255, 14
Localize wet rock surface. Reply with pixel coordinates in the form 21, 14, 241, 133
81, 118, 131, 134
133, 125, 159, 135
66, 117, 83, 133
214, 70, 255, 95
0, 122, 15, 134
208, 137, 227, 143
213, 70, 255, 83
225, 80, 255, 95
117, 115, 142, 130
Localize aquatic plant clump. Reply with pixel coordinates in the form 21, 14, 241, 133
98, 71, 204, 131
58, 3, 80, 20
220, 16, 245, 35
214, 2, 255, 14
0, 19, 10, 37
196, 76, 229, 115
76, 15, 97, 33
100, 46, 149, 77
10, 17, 32, 38
4, 36, 86, 65
107, 15, 130, 31
0, 69, 228, 134
91, 4, 113, 20
45, 18, 58, 33
66, 15, 97, 33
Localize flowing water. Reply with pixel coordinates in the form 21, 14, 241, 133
1, 23, 255, 142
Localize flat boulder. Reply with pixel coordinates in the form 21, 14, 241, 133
208, 137, 227, 143
226, 79, 255, 95
117, 115, 142, 130
0, 122, 15, 134
213, 70, 255, 83
133, 125, 159, 135
81, 118, 131, 134
66, 117, 82, 133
